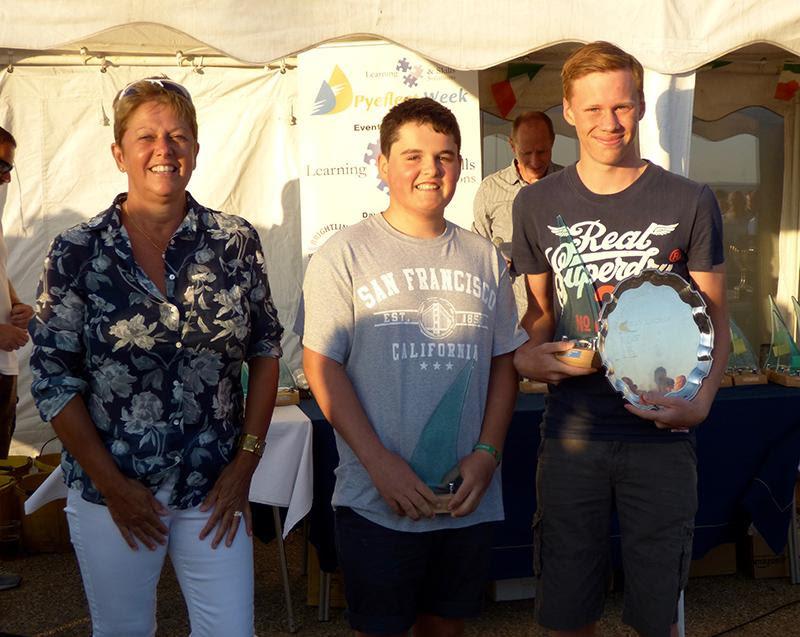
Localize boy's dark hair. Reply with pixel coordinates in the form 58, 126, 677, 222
0, 127, 17, 148
380, 97, 461, 156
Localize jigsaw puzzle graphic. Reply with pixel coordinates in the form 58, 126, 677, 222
363, 141, 389, 194
396, 57, 423, 89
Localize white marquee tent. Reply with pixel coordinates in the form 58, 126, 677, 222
2, 0, 799, 453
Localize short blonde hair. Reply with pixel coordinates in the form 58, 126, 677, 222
112, 77, 197, 144
561, 41, 644, 101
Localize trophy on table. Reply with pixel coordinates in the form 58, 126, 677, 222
726, 319, 767, 385
551, 215, 601, 369
793, 296, 800, 342
409, 361, 473, 514
763, 295, 800, 387
276, 359, 301, 405
241, 359, 301, 405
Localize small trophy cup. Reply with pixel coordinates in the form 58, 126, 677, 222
409, 362, 473, 514
552, 215, 601, 369
241, 360, 300, 405
277, 359, 300, 405
727, 319, 767, 385
763, 295, 800, 387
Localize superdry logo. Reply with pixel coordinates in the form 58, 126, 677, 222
668, 248, 685, 263
546, 220, 679, 308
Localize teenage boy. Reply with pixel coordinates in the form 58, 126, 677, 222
301, 97, 527, 637
512, 42, 729, 637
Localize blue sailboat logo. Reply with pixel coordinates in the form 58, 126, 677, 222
409, 360, 474, 489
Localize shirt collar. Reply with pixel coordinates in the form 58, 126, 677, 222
86, 191, 204, 239
507, 159, 557, 186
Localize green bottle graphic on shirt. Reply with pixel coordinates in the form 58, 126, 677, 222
409, 360, 473, 495
553, 214, 600, 342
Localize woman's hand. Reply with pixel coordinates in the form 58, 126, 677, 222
103, 477, 169, 551
199, 453, 258, 548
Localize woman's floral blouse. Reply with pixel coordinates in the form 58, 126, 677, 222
30, 193, 283, 508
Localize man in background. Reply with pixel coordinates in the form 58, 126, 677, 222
472, 111, 561, 318
0, 127, 34, 591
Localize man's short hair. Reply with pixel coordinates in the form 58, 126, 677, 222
511, 111, 555, 142
0, 127, 17, 148
380, 97, 461, 156
561, 41, 644, 101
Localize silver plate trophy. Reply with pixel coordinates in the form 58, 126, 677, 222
598, 270, 714, 410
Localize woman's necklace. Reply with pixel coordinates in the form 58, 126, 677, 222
122, 202, 168, 254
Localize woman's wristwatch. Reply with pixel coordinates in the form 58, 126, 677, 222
238, 433, 266, 458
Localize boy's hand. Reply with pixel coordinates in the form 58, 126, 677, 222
368, 449, 438, 520
448, 451, 497, 517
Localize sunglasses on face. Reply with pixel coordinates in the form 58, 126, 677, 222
0, 160, 12, 176
117, 78, 193, 104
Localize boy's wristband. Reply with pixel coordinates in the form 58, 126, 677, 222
473, 442, 502, 465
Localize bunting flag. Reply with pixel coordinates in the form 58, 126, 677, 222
775, 63, 800, 101
490, 63, 544, 118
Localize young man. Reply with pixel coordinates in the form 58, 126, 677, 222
512, 42, 729, 637
302, 98, 526, 637
473, 111, 561, 318
0, 127, 33, 592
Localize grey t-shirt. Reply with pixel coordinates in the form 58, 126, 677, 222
301, 214, 527, 532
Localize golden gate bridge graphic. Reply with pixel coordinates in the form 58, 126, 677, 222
418, 298, 457, 340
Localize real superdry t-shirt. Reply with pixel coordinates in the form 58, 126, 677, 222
512, 162, 723, 441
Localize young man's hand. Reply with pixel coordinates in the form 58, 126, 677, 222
367, 449, 438, 520
625, 391, 712, 430
513, 339, 597, 384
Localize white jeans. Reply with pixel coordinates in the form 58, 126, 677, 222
65, 476, 254, 637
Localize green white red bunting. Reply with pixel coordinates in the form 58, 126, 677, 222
775, 64, 800, 101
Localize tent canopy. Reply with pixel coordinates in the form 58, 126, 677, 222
1, 0, 799, 73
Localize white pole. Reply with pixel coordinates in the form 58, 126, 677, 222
639, 69, 697, 177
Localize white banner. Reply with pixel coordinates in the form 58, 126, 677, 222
298, 41, 481, 256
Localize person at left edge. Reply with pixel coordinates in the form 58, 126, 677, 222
29, 77, 283, 637
0, 128, 34, 593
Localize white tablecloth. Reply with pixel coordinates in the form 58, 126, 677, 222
25, 405, 313, 539
248, 404, 313, 537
